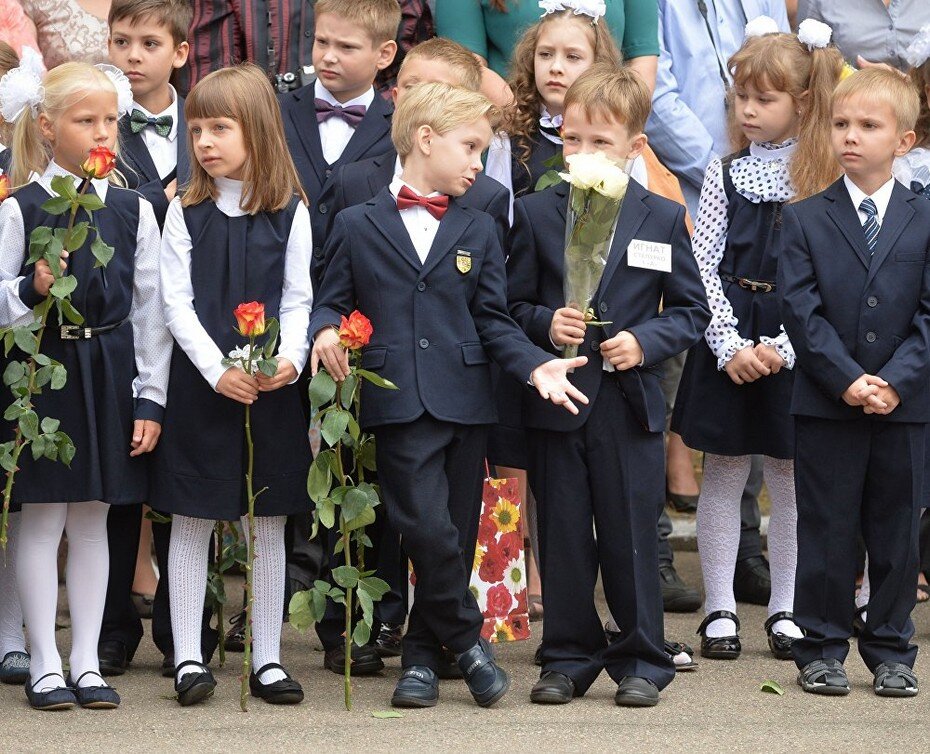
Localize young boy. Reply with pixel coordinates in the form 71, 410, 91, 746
506, 64, 709, 708
280, 0, 400, 275
310, 82, 587, 709
103, 0, 217, 678
780, 68, 930, 698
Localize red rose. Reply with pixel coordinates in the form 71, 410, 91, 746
478, 543, 506, 583
512, 588, 528, 615
339, 310, 373, 350
486, 583, 513, 616
508, 612, 530, 639
81, 146, 117, 179
234, 301, 266, 336
477, 510, 498, 545
0, 174, 10, 203
497, 531, 522, 562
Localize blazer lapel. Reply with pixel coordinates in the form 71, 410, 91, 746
335, 95, 393, 168
367, 188, 422, 272
118, 115, 159, 185
288, 86, 327, 185
594, 181, 650, 297
368, 151, 396, 197
419, 200, 473, 279
554, 181, 568, 222
825, 179, 871, 270
866, 182, 916, 285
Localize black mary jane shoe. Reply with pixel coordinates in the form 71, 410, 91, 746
249, 663, 304, 705
763, 611, 800, 661
391, 666, 440, 708
697, 610, 741, 660
24, 673, 77, 711
174, 661, 216, 707
66, 671, 120, 709
530, 671, 576, 704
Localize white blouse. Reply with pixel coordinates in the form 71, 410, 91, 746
160, 176, 313, 390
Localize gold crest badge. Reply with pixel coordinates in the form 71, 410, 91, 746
456, 250, 472, 274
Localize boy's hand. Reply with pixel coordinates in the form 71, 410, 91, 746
216, 367, 259, 404
129, 419, 161, 456
549, 307, 586, 346
530, 357, 590, 415
753, 343, 785, 374
33, 251, 69, 296
601, 331, 644, 371
311, 327, 350, 381
164, 178, 177, 202
724, 345, 771, 385
842, 373, 887, 408
256, 358, 297, 391
863, 384, 901, 415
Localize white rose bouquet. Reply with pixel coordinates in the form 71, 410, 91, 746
558, 152, 629, 360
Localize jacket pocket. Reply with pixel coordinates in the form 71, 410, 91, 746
461, 342, 490, 365
361, 346, 387, 369
895, 251, 925, 263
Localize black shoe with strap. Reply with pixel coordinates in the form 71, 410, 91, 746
763, 611, 800, 660
873, 662, 919, 698
24, 673, 77, 711
457, 639, 510, 707
797, 658, 850, 696
174, 660, 216, 707
224, 610, 246, 653
249, 663, 304, 704
66, 671, 120, 709
697, 610, 741, 660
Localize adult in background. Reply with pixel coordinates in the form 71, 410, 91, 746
18, 0, 110, 68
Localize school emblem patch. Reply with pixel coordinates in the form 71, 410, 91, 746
456, 250, 472, 274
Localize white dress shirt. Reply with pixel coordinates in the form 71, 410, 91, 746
315, 80, 375, 166
845, 175, 896, 228
132, 85, 179, 180
0, 160, 172, 409
388, 176, 442, 264
160, 176, 313, 390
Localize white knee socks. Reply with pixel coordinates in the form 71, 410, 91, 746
0, 511, 26, 657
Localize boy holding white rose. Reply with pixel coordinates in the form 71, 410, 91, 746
506, 64, 710, 708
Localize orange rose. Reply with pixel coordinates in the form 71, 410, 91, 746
0, 173, 10, 203
338, 310, 373, 350
234, 301, 266, 336
80, 146, 117, 180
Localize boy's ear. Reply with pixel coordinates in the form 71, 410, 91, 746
627, 133, 648, 161
895, 129, 917, 157
173, 40, 190, 69
415, 124, 433, 155
376, 40, 398, 72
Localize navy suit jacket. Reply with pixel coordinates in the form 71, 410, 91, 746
117, 97, 190, 228
323, 149, 510, 288
507, 180, 710, 433
0, 148, 11, 174
778, 177, 930, 423
308, 187, 553, 429
279, 84, 394, 264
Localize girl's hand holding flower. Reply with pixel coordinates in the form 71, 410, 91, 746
217, 367, 260, 404
256, 358, 296, 391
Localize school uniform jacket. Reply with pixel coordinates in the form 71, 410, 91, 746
507, 179, 710, 434
308, 187, 553, 429
778, 177, 930, 423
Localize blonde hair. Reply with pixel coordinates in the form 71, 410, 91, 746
562, 63, 650, 135
182, 63, 307, 214
0, 42, 19, 145
727, 32, 844, 201
400, 38, 483, 92
505, 11, 621, 169
911, 61, 930, 147
10, 62, 123, 187
834, 68, 920, 136
314, 0, 402, 45
391, 82, 498, 158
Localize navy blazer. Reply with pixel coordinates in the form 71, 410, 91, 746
0, 147, 11, 174
117, 97, 190, 228
778, 177, 930, 423
507, 180, 710, 433
323, 149, 510, 287
279, 84, 394, 262
308, 187, 553, 429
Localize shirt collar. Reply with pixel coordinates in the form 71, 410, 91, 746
844, 174, 896, 223
133, 84, 179, 142
389, 175, 442, 200
42, 159, 109, 201
214, 175, 246, 216
748, 138, 797, 161
314, 80, 375, 111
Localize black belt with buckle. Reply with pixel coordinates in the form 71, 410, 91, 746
721, 273, 776, 293
58, 320, 125, 340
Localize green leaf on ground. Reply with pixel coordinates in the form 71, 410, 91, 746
371, 711, 404, 719
760, 680, 784, 695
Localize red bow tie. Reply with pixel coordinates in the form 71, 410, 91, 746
396, 185, 449, 220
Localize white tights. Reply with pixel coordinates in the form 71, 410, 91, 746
697, 454, 802, 638
0, 512, 26, 657
169, 514, 287, 683
17, 501, 110, 690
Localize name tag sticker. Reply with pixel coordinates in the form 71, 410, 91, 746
627, 240, 672, 272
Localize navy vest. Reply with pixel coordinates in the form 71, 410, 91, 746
511, 133, 560, 199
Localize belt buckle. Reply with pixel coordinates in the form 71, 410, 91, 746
60, 325, 91, 340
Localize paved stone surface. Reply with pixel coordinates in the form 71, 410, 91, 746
3, 550, 929, 752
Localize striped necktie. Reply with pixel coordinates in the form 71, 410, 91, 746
859, 197, 880, 254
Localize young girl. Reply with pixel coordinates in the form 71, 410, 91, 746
0, 60, 169, 709
153, 63, 312, 707
672, 19, 843, 660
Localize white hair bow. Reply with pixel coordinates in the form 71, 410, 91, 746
538, 0, 607, 24
0, 47, 46, 123
744, 16, 780, 40
797, 19, 833, 50
95, 64, 134, 117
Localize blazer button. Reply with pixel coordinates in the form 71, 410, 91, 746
866, 332, 877, 343
867, 296, 878, 307
419, 338, 429, 349
325, 168, 332, 178
416, 282, 426, 292
313, 247, 323, 260
318, 202, 328, 214
590, 341, 600, 352
599, 302, 608, 314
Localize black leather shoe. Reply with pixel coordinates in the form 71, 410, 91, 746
660, 563, 702, 613
764, 611, 800, 660
324, 643, 384, 675
66, 671, 120, 709
249, 663, 304, 704
733, 555, 771, 605
530, 671, 575, 704
667, 486, 698, 513
174, 661, 216, 706
224, 610, 246, 653
436, 647, 464, 679
457, 639, 510, 707
97, 640, 129, 677
797, 658, 849, 696
374, 623, 404, 658
161, 654, 174, 678
24, 673, 76, 711
615, 676, 659, 707
391, 666, 439, 707
697, 610, 741, 659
